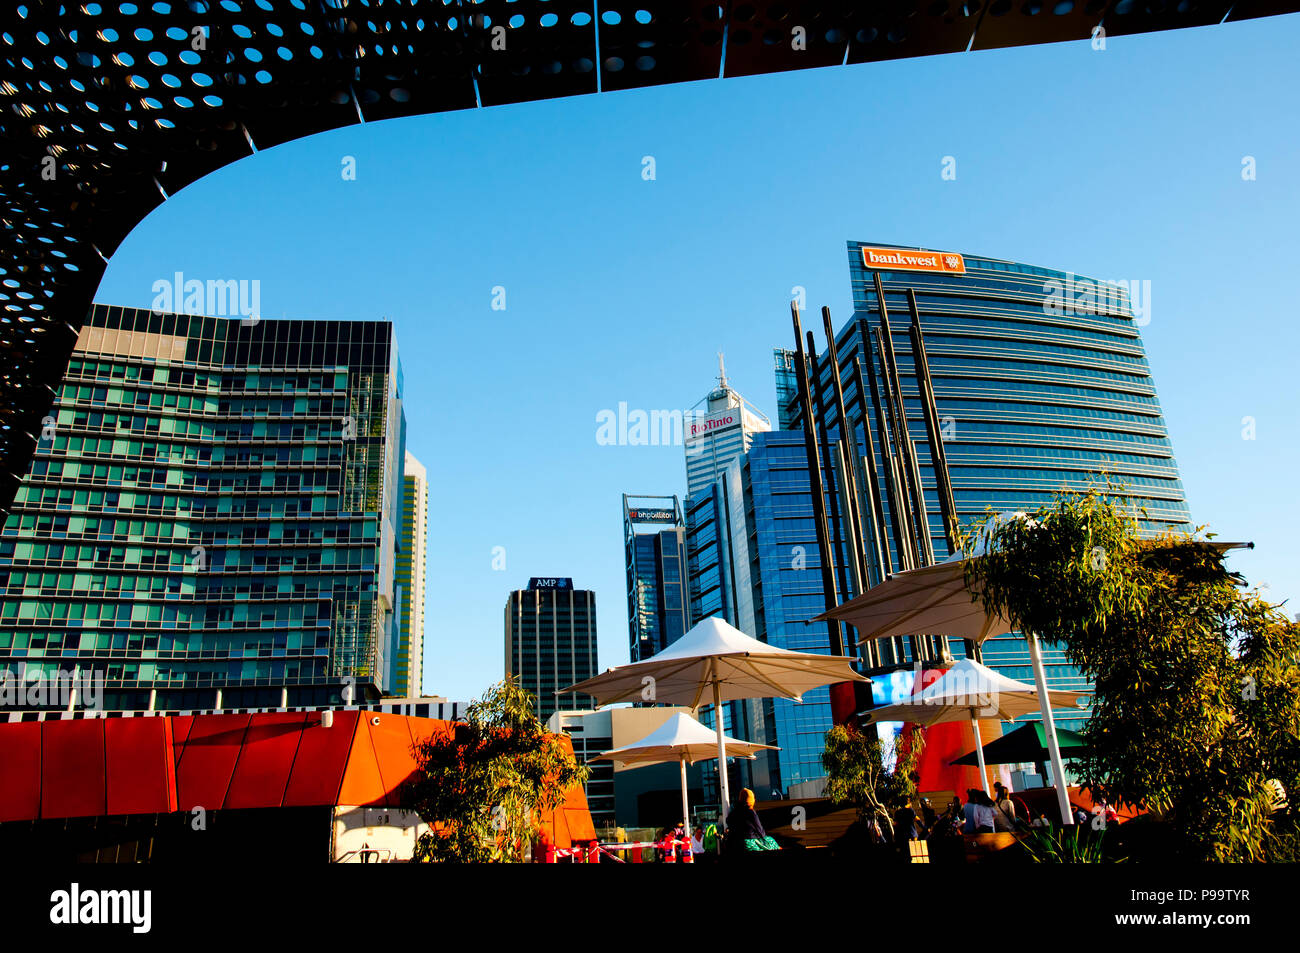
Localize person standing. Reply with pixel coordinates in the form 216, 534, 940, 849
893, 803, 918, 849
992, 783, 1017, 832
973, 791, 996, 834
961, 789, 980, 834
919, 797, 937, 836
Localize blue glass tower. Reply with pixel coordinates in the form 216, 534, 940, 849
623, 495, 689, 663
792, 243, 1193, 735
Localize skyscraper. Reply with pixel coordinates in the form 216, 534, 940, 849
681, 364, 776, 799
504, 578, 597, 723
0, 304, 406, 711
623, 494, 689, 663
682, 242, 1194, 796
779, 242, 1192, 736
684, 355, 771, 498
393, 450, 428, 697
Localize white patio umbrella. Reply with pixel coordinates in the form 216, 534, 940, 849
822, 534, 1250, 824
589, 712, 778, 831
860, 657, 1088, 797
565, 616, 866, 820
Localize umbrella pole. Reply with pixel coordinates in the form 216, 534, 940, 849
1028, 631, 1073, 825
680, 756, 690, 834
713, 678, 731, 826
970, 715, 990, 796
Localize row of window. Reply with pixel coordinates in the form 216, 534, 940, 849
68, 357, 350, 395
59, 383, 348, 416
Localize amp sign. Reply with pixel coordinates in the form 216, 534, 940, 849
528, 577, 573, 590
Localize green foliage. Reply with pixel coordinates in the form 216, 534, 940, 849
404, 678, 589, 863
822, 724, 924, 840
1021, 823, 1116, 864
961, 486, 1300, 862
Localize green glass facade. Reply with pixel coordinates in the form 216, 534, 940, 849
0, 304, 405, 711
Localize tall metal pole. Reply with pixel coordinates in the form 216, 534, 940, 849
808, 331, 851, 615
904, 434, 942, 659
821, 307, 870, 593
873, 274, 927, 578
908, 289, 978, 663
791, 304, 844, 658
907, 289, 960, 554
833, 440, 873, 669
863, 340, 909, 667
866, 332, 912, 570
851, 358, 890, 583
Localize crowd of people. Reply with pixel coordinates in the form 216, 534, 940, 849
646, 783, 1121, 862
651, 788, 783, 862
887, 782, 1120, 852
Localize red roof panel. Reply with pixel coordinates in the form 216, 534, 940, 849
224, 712, 309, 809
0, 721, 42, 822
105, 717, 176, 816
282, 710, 358, 808
41, 718, 107, 819
174, 713, 251, 812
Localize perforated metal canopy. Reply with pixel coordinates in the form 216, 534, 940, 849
2, 0, 1296, 513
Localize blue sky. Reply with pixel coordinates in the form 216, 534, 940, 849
96, 16, 1300, 702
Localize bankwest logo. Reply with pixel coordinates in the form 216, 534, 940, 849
861, 246, 966, 275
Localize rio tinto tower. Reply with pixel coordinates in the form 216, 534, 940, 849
683, 354, 771, 497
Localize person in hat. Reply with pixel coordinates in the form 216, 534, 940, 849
723, 788, 780, 856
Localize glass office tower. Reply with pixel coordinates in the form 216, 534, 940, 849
690, 242, 1193, 794
0, 304, 406, 711
784, 242, 1194, 736
504, 578, 597, 723
623, 495, 689, 663
682, 368, 778, 800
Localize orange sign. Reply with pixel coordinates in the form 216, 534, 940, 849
860, 246, 966, 275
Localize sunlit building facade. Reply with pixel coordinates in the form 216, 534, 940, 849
0, 304, 406, 711
393, 450, 428, 697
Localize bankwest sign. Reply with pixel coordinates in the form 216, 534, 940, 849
861, 246, 966, 275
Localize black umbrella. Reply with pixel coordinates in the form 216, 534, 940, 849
950, 721, 1089, 767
